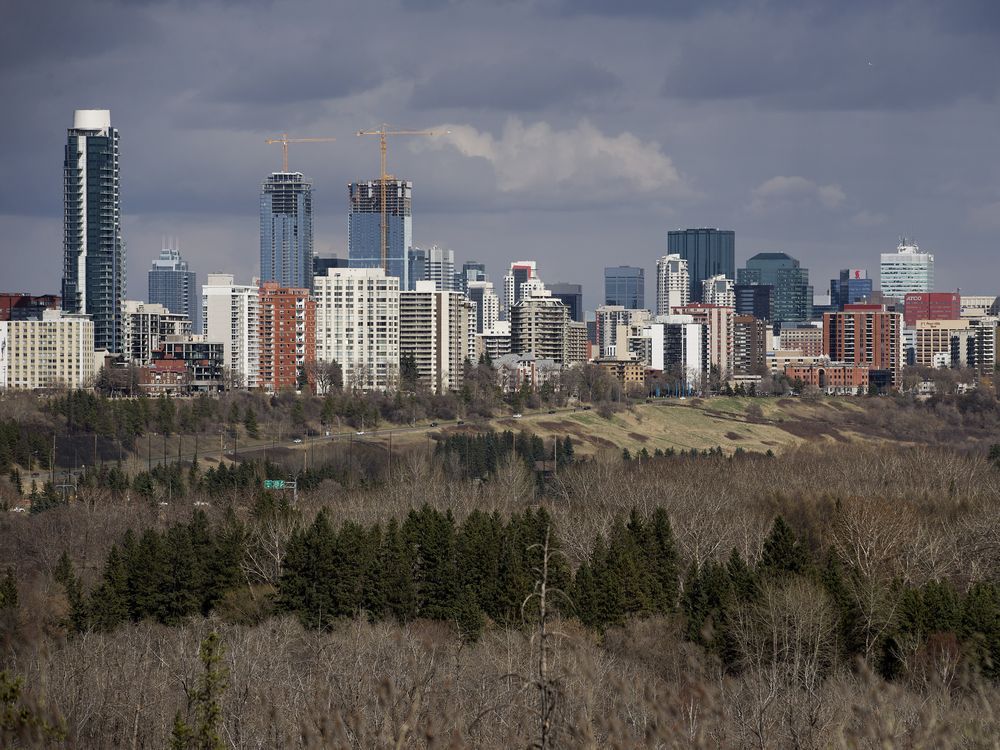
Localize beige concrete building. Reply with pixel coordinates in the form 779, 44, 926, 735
511, 294, 570, 363
400, 281, 474, 393
314, 268, 399, 392
0, 310, 96, 390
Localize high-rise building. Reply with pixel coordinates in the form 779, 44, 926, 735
734, 284, 773, 322
314, 268, 400, 392
0, 310, 96, 390
830, 269, 872, 311
424, 245, 456, 291
604, 266, 645, 309
674, 303, 735, 377
913, 319, 997, 374
62, 109, 125, 353
261, 172, 313, 290
510, 294, 570, 363
348, 179, 412, 286
202, 274, 260, 389
880, 239, 934, 299
121, 300, 192, 366
407, 247, 427, 291
628, 316, 706, 389
548, 283, 584, 323
467, 280, 500, 334
702, 275, 735, 308
595, 305, 651, 359
738, 253, 812, 327
733, 315, 766, 375
258, 283, 315, 393
823, 304, 902, 386
903, 292, 961, 328
400, 281, 474, 393
667, 228, 735, 303
148, 248, 198, 332
458, 261, 487, 293
503, 261, 543, 319
655, 254, 689, 316
0, 294, 60, 322
313, 254, 349, 279
476, 321, 512, 363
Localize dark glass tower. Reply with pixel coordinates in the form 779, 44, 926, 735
148, 248, 198, 332
737, 252, 813, 327
667, 228, 735, 303
604, 266, 645, 309
62, 109, 125, 352
830, 269, 873, 310
261, 172, 313, 289
348, 179, 412, 286
549, 282, 584, 322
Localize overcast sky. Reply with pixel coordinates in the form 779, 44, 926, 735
2, 0, 999, 312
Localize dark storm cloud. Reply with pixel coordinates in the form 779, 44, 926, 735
1, 0, 998, 305
411, 59, 620, 111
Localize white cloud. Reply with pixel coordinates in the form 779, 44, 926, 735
415, 117, 692, 198
750, 175, 845, 213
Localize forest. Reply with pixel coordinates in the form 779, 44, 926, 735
2, 390, 1000, 747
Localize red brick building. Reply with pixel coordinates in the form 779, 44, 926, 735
823, 304, 902, 386
0, 293, 60, 321
903, 292, 960, 327
784, 363, 869, 393
258, 283, 316, 393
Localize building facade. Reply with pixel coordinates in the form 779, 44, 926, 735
738, 252, 812, 327
823, 304, 902, 385
510, 295, 570, 363
258, 283, 315, 393
467, 280, 500, 334
880, 239, 934, 299
674, 303, 735, 378
0, 294, 60, 321
260, 172, 313, 290
702, 275, 735, 308
735, 284, 773, 322
155, 335, 225, 392
503, 261, 541, 320
202, 274, 260, 389
667, 228, 735, 303
604, 266, 645, 309
121, 300, 192, 366
656, 254, 689, 316
148, 248, 198, 332
779, 324, 824, 356
733, 315, 767, 375
400, 282, 474, 393
348, 179, 412, 287
548, 283, 584, 323
0, 310, 95, 390
830, 269, 873, 311
595, 305, 651, 359
314, 268, 400, 392
62, 109, 125, 353
903, 292, 961, 328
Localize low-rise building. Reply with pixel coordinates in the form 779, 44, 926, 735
122, 300, 192, 366
154, 335, 225, 392
784, 362, 869, 395
596, 359, 646, 391
0, 310, 96, 390
493, 353, 561, 393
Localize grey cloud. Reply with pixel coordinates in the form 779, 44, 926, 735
411, 59, 620, 111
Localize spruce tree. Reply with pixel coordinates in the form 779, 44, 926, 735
243, 408, 259, 439
758, 516, 809, 578
0, 570, 16, 610
380, 519, 417, 622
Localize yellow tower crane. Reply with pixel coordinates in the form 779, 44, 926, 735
264, 133, 337, 172
356, 124, 448, 273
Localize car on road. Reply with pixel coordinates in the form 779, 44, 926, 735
548, 409, 556, 414
512, 413, 522, 418
356, 431, 365, 435
456, 419, 465, 425
430, 421, 439, 427
292, 438, 303, 444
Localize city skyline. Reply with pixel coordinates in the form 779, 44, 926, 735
2, 1, 997, 315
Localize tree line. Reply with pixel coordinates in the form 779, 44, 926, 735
54, 506, 1000, 683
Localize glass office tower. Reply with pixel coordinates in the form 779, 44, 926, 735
348, 179, 412, 287
667, 228, 735, 303
737, 252, 813, 327
62, 109, 125, 352
261, 172, 313, 289
549, 282, 584, 322
148, 248, 198, 332
604, 266, 645, 309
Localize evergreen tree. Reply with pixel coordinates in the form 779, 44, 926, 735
291, 400, 306, 427
404, 505, 460, 621
0, 569, 16, 610
758, 516, 809, 578
171, 632, 227, 750
243, 408, 259, 440
380, 519, 417, 622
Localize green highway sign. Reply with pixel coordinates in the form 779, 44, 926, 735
264, 479, 286, 490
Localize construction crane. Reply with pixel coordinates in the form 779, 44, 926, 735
264, 133, 337, 172
356, 124, 448, 273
